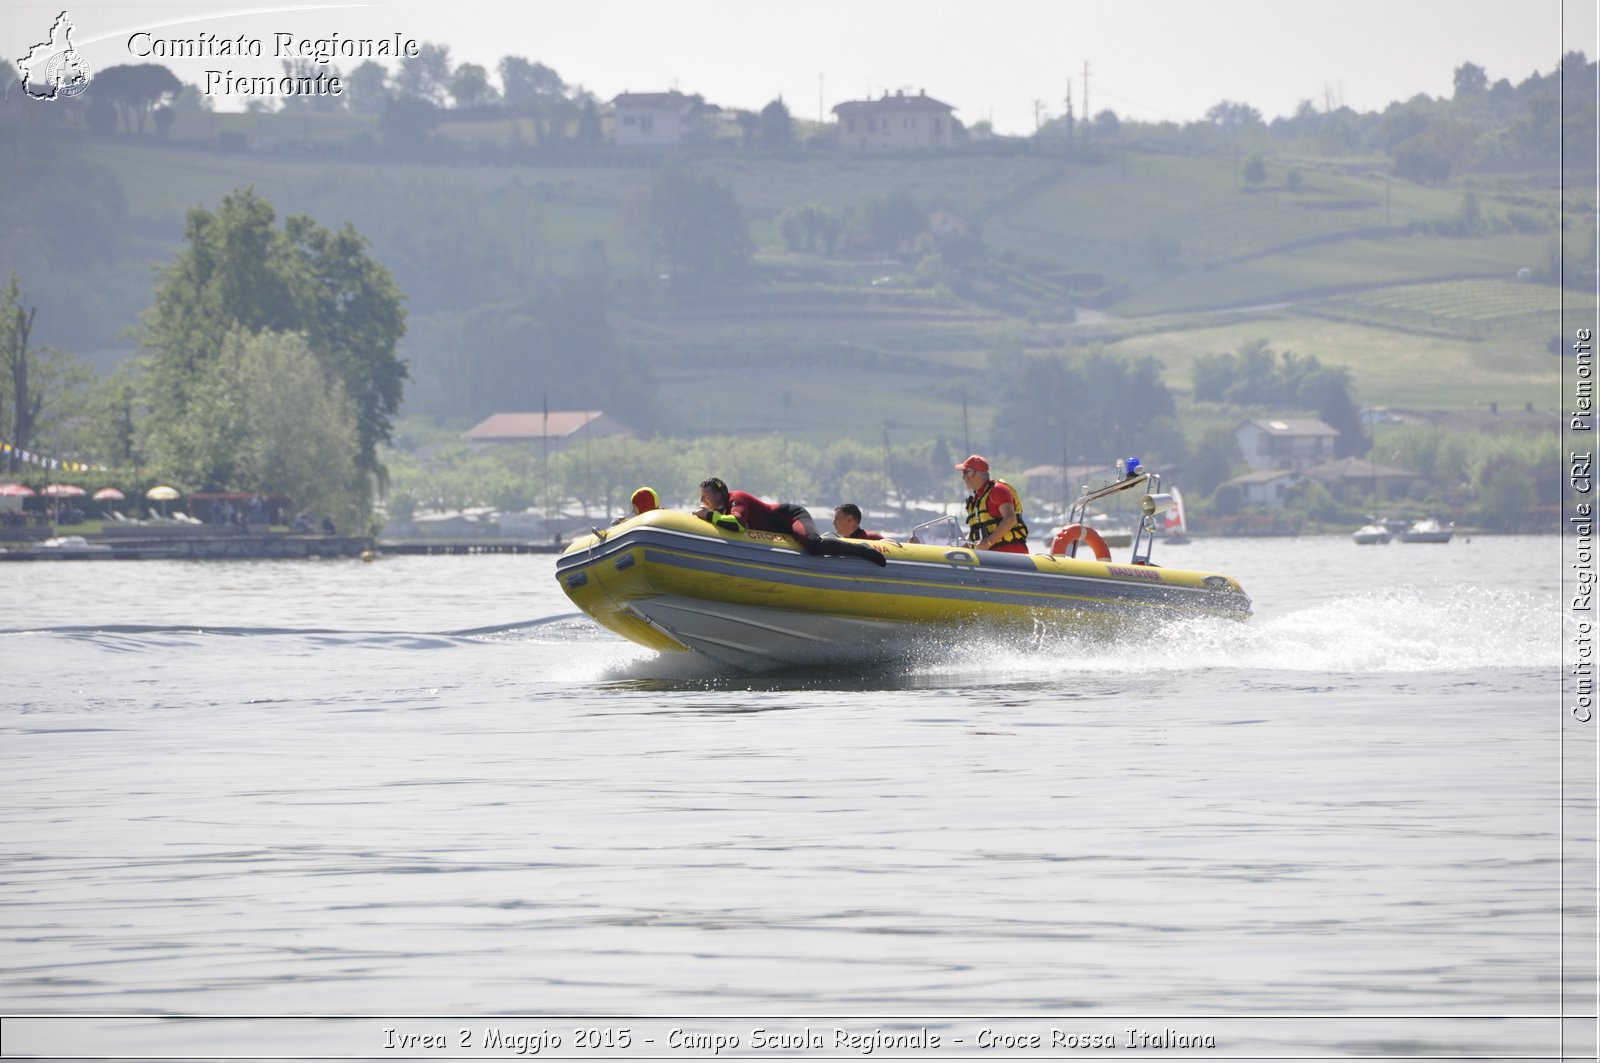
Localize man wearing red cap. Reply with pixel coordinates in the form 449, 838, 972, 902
955, 455, 1029, 553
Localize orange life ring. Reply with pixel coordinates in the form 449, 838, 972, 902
1050, 523, 1112, 562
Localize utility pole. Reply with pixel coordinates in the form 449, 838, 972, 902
961, 390, 971, 457
1083, 61, 1090, 125
542, 392, 550, 543
882, 425, 893, 516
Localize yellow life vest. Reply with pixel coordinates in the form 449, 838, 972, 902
965, 479, 1028, 546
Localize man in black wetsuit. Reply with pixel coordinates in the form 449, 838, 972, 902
694, 478, 887, 567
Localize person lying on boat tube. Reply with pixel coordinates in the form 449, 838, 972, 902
831, 503, 884, 541
612, 486, 660, 525
956, 455, 1030, 553
695, 477, 887, 567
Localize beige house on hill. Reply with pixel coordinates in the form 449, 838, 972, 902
611, 91, 719, 146
833, 89, 955, 151
465, 411, 635, 452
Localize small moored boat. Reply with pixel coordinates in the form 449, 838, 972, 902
28, 535, 113, 558
555, 464, 1251, 672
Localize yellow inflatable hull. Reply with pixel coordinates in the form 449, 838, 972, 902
555, 510, 1249, 671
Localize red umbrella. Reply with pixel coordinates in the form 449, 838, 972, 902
42, 484, 86, 527
92, 487, 126, 502
0, 483, 34, 496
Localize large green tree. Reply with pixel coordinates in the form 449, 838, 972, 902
392, 42, 451, 104
759, 98, 794, 148
142, 189, 406, 493
448, 63, 498, 108
0, 273, 86, 471
89, 63, 182, 133
150, 330, 364, 529
643, 169, 753, 288
1191, 339, 1368, 457
991, 349, 1181, 465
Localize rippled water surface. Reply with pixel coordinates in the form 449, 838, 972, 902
1, 535, 1585, 1057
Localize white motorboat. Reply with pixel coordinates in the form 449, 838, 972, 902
1398, 518, 1454, 544
30, 535, 113, 557
1352, 522, 1391, 545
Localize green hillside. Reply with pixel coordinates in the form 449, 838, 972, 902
1, 102, 1583, 454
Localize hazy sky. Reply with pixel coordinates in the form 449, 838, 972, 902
6, 0, 1595, 133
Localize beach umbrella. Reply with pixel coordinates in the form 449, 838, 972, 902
42, 483, 86, 527
0, 483, 34, 525
93, 486, 126, 519
145, 484, 180, 517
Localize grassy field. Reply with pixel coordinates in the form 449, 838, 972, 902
1103, 312, 1559, 410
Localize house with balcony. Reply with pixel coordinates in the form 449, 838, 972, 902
1235, 417, 1340, 472
832, 89, 955, 151
611, 91, 719, 146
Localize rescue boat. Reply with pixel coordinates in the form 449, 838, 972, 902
555, 463, 1250, 672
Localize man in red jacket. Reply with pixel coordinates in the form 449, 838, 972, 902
955, 455, 1030, 553
696, 478, 886, 567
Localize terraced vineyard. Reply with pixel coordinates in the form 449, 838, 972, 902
1305, 279, 1563, 338
1177, 195, 1390, 266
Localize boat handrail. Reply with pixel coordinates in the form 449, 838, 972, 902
1066, 463, 1167, 565
1068, 473, 1150, 516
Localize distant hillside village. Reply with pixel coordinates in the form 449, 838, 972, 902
0, 56, 973, 152
613, 88, 958, 149
6, 43, 1588, 188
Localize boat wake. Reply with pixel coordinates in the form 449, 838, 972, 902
553, 586, 1554, 693
911, 586, 1556, 680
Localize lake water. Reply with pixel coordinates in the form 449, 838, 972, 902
2, 535, 1592, 1060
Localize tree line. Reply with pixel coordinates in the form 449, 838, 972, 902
8, 39, 1591, 179
0, 189, 406, 531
